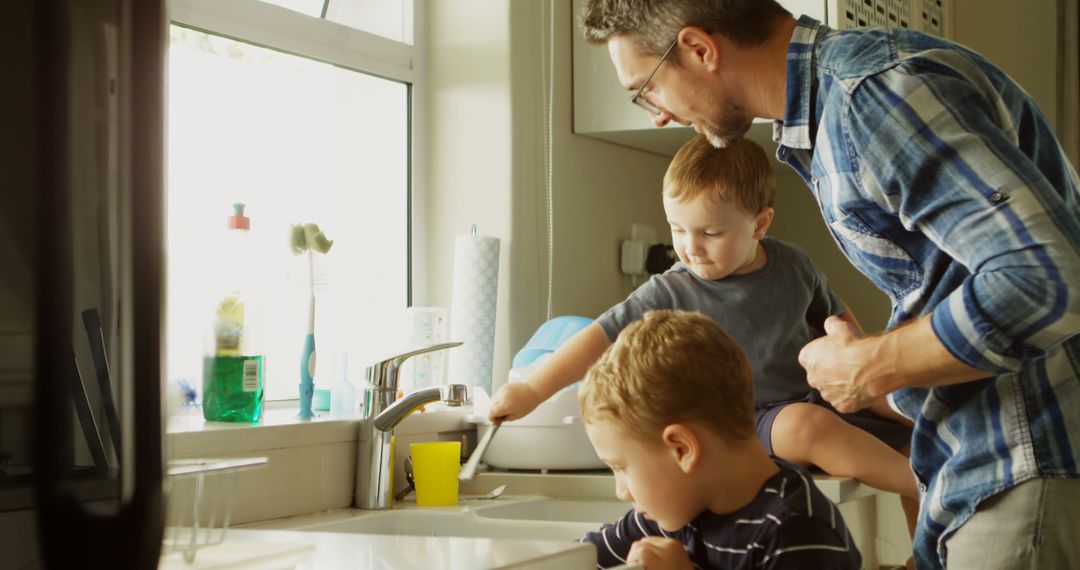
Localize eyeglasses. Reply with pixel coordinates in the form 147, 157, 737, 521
630, 39, 679, 115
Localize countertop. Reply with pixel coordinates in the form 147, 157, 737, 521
160, 526, 595, 569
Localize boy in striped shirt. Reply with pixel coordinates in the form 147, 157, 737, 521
579, 310, 861, 569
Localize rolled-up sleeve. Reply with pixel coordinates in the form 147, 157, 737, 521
846, 62, 1080, 373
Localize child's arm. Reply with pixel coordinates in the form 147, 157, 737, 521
489, 322, 611, 421
581, 509, 665, 568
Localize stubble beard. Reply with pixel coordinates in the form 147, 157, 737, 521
701, 101, 753, 149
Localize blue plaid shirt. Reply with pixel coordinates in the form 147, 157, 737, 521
774, 17, 1080, 568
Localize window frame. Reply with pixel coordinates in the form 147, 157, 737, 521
169, 0, 415, 84
166, 0, 425, 407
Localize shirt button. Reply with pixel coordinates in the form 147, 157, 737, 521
990, 191, 1006, 202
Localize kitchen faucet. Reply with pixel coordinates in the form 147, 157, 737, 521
356, 342, 467, 510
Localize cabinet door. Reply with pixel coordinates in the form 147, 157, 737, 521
571, 0, 669, 145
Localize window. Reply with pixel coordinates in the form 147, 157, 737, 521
166, 0, 416, 403
259, 0, 412, 43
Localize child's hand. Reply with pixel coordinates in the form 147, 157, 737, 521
488, 382, 542, 422
626, 537, 693, 570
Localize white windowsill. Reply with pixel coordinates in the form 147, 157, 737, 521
166, 401, 474, 458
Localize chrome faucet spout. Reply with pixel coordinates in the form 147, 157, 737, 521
373, 384, 467, 432
356, 342, 465, 510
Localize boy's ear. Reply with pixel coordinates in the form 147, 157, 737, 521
661, 423, 701, 474
753, 207, 775, 240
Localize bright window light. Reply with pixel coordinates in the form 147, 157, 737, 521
166, 25, 409, 403
259, 0, 324, 18
325, 0, 412, 44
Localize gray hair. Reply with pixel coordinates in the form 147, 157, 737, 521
580, 0, 791, 55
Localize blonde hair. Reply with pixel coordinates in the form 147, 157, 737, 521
579, 310, 755, 443
664, 136, 775, 215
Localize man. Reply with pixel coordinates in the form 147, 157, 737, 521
580, 1, 1080, 569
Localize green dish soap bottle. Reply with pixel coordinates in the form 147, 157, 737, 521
203, 203, 265, 422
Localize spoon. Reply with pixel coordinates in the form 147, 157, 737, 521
475, 484, 507, 500
459, 419, 503, 481
393, 456, 416, 502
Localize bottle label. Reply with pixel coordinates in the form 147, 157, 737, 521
242, 358, 260, 392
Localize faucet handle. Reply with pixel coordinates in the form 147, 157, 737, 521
364, 341, 463, 390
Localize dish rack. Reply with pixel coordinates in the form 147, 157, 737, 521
162, 457, 269, 565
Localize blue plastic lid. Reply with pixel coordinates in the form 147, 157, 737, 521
512, 316, 594, 368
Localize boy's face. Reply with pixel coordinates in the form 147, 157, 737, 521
663, 193, 771, 281
585, 418, 704, 532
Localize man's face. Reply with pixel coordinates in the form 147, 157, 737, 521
607, 34, 753, 148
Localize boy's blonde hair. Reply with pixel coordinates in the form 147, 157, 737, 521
663, 136, 775, 215
579, 310, 755, 444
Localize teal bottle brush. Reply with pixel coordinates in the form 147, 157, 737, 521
291, 223, 334, 420
299, 292, 316, 419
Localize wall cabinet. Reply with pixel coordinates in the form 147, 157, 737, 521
571, 0, 952, 156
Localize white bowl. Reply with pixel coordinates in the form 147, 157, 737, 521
472, 384, 605, 470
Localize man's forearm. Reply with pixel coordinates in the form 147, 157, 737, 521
867, 316, 991, 396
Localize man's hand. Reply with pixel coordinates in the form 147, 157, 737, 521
626, 537, 693, 570
488, 382, 542, 422
799, 316, 881, 413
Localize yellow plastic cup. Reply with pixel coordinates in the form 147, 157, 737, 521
409, 441, 461, 506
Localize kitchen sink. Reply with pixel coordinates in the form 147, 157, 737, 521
273, 506, 596, 541
247, 497, 629, 542
476, 498, 629, 523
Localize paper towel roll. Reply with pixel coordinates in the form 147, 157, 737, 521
447, 234, 500, 395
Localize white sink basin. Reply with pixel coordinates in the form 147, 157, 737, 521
476, 498, 630, 523
251, 497, 629, 542
282, 507, 597, 541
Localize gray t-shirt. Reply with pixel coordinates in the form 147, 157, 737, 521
597, 237, 845, 406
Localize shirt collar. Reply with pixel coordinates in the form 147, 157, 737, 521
772, 15, 824, 150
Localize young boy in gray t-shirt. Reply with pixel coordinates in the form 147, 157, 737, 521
491, 136, 917, 505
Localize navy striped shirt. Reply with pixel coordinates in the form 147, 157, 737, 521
581, 460, 860, 569
774, 17, 1080, 568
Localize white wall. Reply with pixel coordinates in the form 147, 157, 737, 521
421, 0, 515, 390
423, 0, 670, 391
953, 0, 1060, 128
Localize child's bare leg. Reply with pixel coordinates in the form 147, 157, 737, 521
865, 398, 919, 568
770, 402, 918, 498
896, 443, 919, 570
